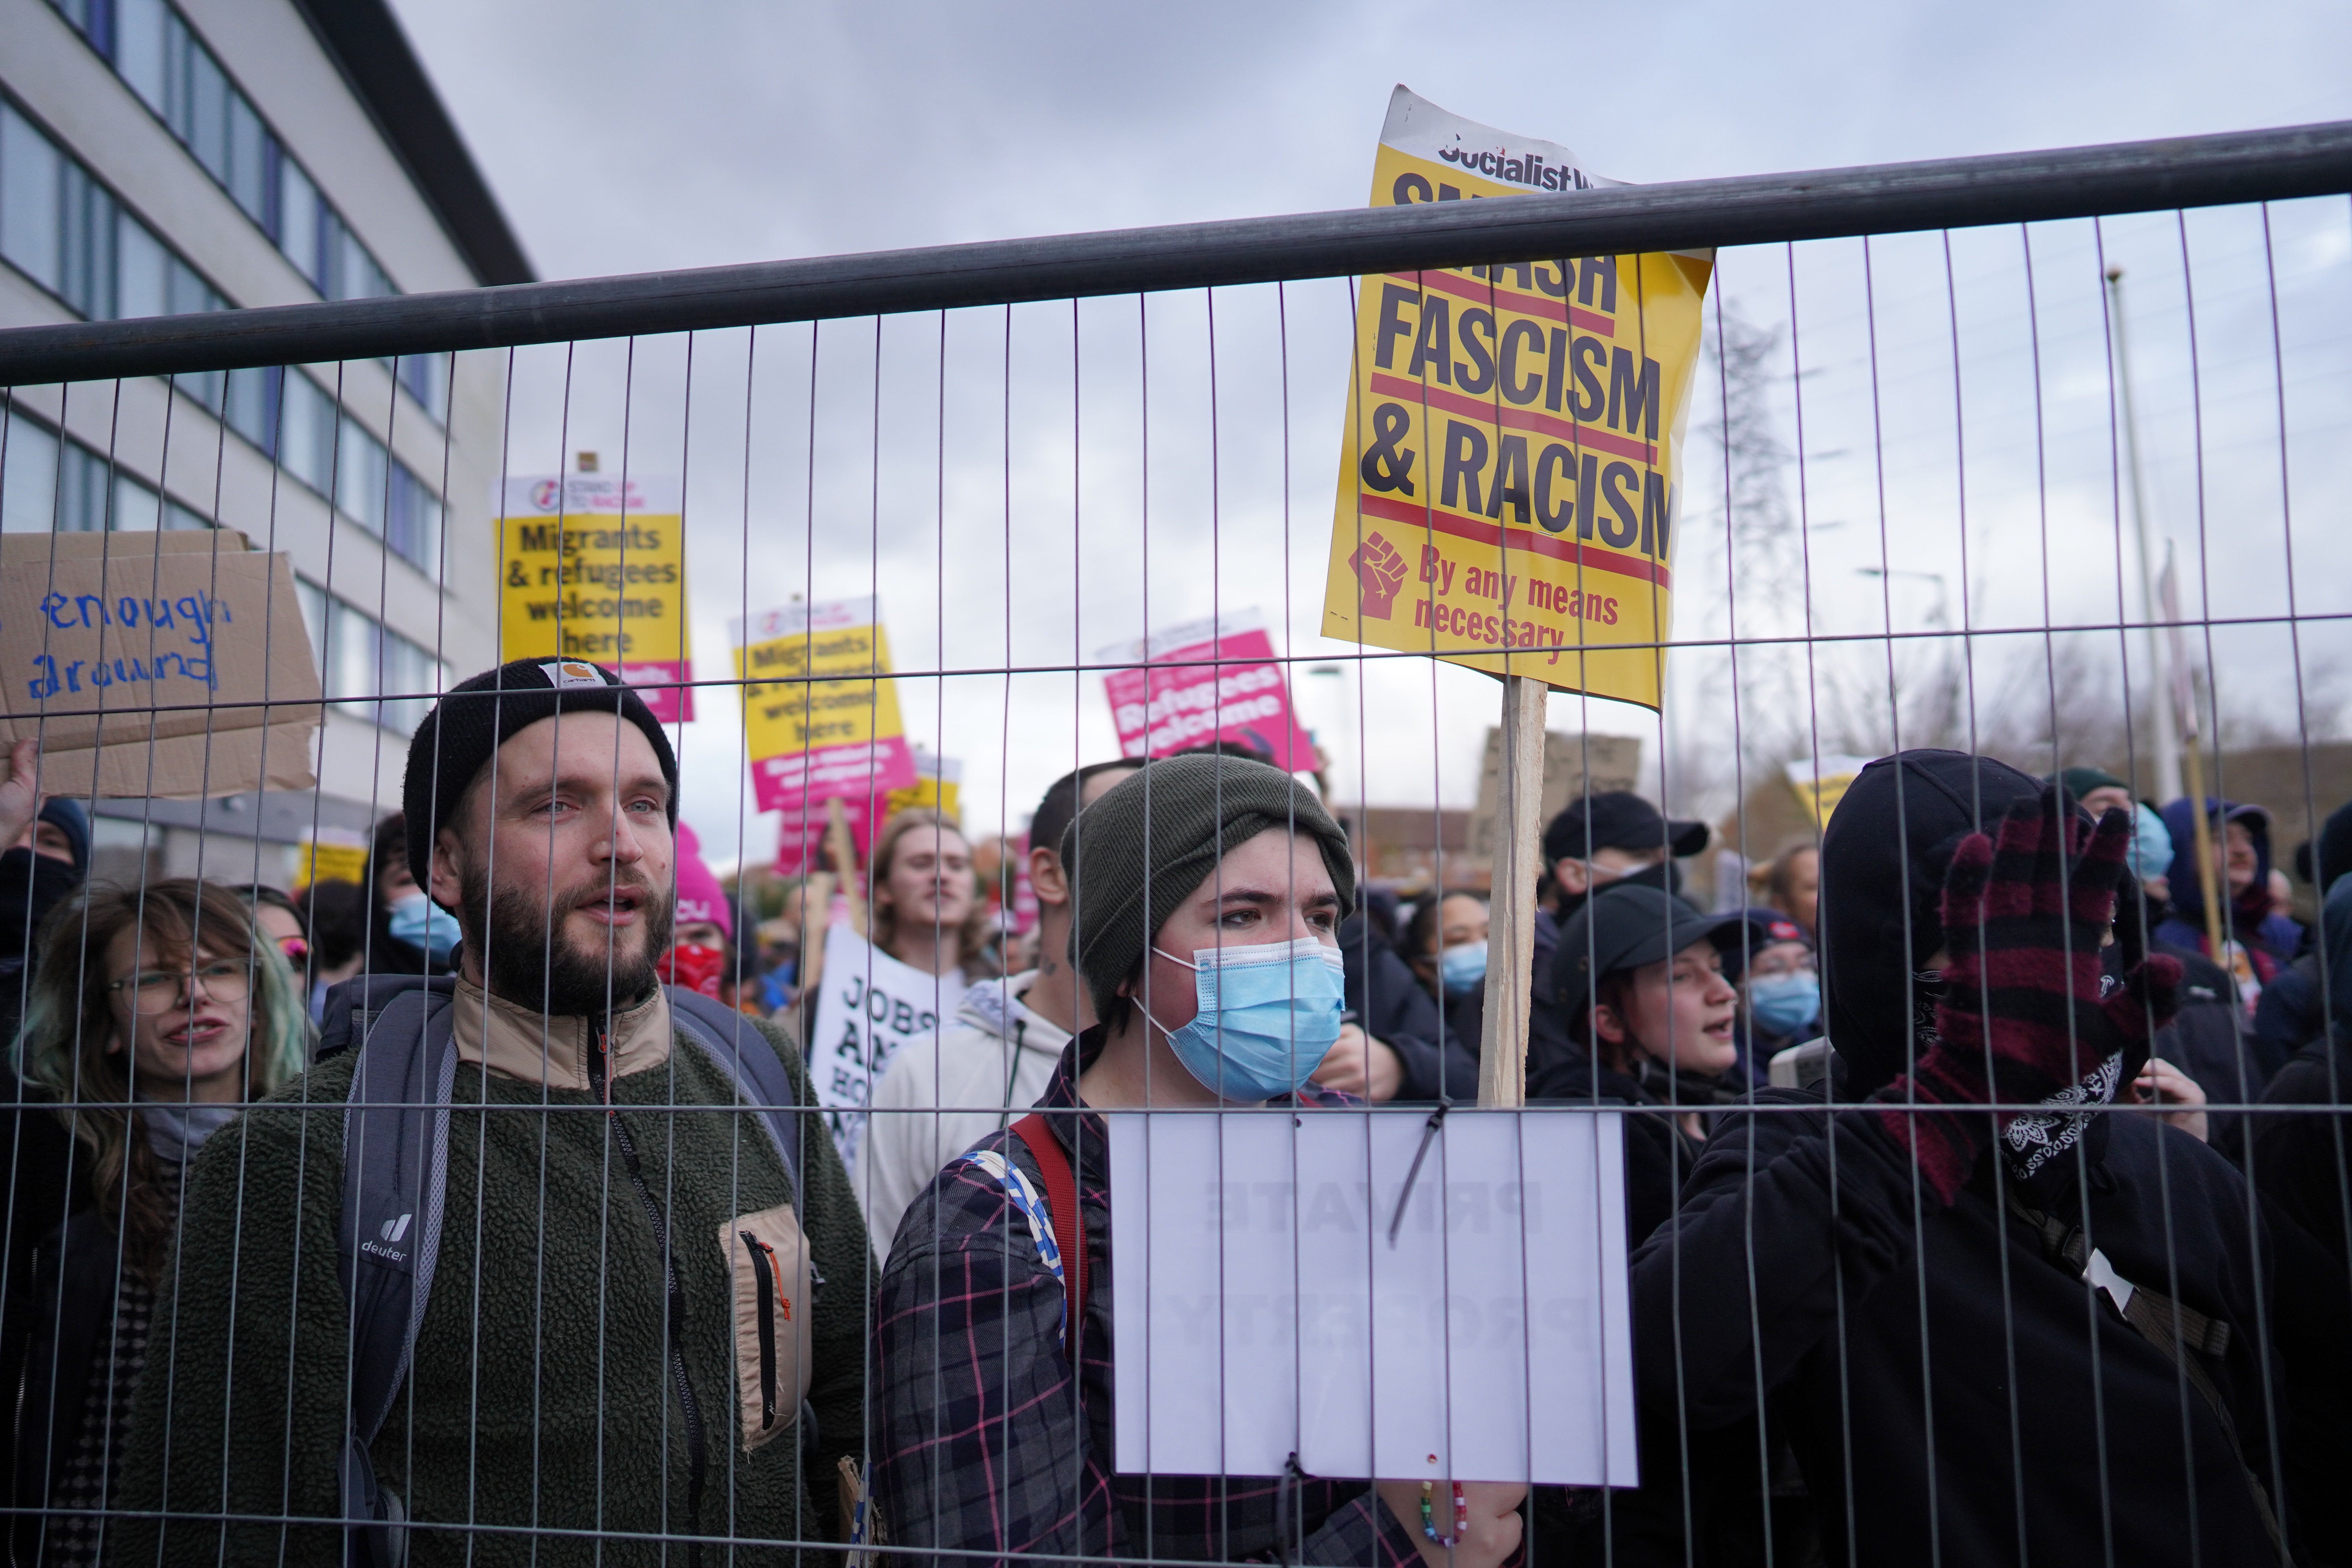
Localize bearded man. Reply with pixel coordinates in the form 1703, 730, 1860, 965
116, 661, 869, 1565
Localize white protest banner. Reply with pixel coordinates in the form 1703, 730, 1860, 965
1108, 1107, 1635, 1486
807, 923, 962, 1171
0, 530, 321, 797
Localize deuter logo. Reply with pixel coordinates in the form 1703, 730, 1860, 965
360, 1212, 414, 1265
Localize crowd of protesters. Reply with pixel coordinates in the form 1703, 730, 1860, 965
0, 656, 2348, 1564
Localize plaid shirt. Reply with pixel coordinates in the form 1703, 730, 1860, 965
873, 1028, 1424, 1568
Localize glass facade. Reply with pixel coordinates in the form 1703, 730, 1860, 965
3, 405, 221, 535
47, 0, 451, 423
0, 102, 447, 575
295, 575, 449, 737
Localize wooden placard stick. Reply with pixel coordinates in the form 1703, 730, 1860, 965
825, 796, 869, 936
1478, 673, 1548, 1109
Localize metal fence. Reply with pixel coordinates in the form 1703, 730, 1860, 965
0, 117, 2348, 1565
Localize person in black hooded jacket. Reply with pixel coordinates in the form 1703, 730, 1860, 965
2249, 869, 2352, 1279
0, 743, 90, 1056
1628, 751, 2352, 1566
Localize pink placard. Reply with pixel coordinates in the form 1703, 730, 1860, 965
770, 795, 885, 878
751, 735, 917, 817
617, 659, 695, 724
1102, 624, 1314, 769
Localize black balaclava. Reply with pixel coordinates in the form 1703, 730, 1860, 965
0, 798, 92, 967
1818, 749, 2043, 1100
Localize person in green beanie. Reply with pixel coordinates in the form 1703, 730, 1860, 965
870, 753, 1526, 1568
111, 662, 871, 1563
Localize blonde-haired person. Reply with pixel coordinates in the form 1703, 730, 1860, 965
867, 807, 998, 1013
1748, 838, 1821, 939
1, 877, 309, 1565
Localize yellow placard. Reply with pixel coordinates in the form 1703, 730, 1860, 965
298, 839, 368, 888
1787, 755, 1877, 828
732, 596, 916, 811
1321, 88, 1711, 708
886, 750, 962, 822
497, 475, 692, 722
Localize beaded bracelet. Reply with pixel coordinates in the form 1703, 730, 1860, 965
1419, 1480, 1466, 1546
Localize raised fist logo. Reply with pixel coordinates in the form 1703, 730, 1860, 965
1348, 531, 1409, 620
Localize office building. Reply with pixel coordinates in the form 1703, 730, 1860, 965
0, 0, 528, 885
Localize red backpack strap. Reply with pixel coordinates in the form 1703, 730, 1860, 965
1010, 1112, 1087, 1351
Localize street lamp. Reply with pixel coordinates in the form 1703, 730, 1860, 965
1856, 566, 1949, 629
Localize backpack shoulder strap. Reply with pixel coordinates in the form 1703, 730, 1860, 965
336, 984, 457, 1563
2005, 1190, 2281, 1557
667, 987, 802, 1207
1010, 1112, 1087, 1352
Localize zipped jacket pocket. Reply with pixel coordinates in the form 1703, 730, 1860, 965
720, 1204, 813, 1454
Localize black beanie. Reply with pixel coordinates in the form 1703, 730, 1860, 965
403, 659, 679, 891
1065, 753, 1355, 1022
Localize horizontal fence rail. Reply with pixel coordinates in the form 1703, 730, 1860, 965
0, 119, 2345, 382
1, 106, 2350, 1568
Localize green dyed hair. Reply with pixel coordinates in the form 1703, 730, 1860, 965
11, 878, 313, 1282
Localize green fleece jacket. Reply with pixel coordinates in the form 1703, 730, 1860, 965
111, 1016, 869, 1565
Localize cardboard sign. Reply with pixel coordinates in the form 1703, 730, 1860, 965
1319, 88, 1712, 708
733, 597, 916, 815
1098, 610, 1315, 770
1467, 729, 1642, 862
806, 923, 964, 1171
1109, 1107, 1635, 1486
497, 475, 693, 723
0, 530, 321, 797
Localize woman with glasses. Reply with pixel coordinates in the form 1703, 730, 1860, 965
0, 878, 310, 1566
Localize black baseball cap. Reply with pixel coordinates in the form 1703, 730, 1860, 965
1543, 790, 1709, 866
1551, 883, 1762, 1025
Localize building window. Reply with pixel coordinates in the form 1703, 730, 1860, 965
335, 414, 388, 534
397, 354, 450, 424
47, 0, 439, 433
306, 580, 447, 736
0, 103, 446, 569
1, 101, 227, 325
2, 407, 212, 534
387, 460, 444, 570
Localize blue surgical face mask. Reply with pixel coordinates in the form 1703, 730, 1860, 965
388, 890, 461, 962
2127, 802, 2174, 887
1147, 938, 1346, 1103
1746, 969, 1820, 1037
1440, 939, 1488, 997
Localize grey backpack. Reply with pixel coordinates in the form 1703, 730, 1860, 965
317, 975, 806, 1567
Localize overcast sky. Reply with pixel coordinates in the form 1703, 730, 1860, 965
386, 0, 2352, 867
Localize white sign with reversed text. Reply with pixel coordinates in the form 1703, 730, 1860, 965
1107, 1107, 1635, 1486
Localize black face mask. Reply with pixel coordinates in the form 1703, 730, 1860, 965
0, 849, 83, 958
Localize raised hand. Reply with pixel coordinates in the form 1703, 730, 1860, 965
1877, 786, 2182, 1203
0, 740, 40, 855
1348, 532, 1410, 621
